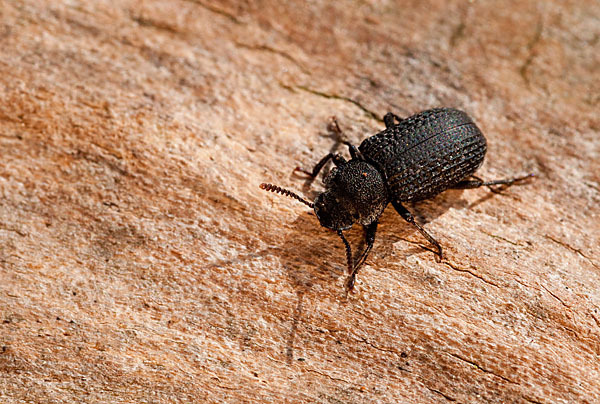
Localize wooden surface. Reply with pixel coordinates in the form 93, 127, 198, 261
1, 1, 599, 403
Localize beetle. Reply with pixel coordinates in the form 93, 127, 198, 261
260, 108, 532, 291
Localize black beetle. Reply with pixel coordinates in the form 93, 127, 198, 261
260, 108, 532, 291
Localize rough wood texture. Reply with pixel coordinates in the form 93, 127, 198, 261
1, 1, 599, 403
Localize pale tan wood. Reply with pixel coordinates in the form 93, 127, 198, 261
1, 1, 599, 403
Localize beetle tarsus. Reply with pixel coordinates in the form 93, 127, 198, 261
345, 274, 356, 293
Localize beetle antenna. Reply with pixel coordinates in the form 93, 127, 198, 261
260, 183, 315, 209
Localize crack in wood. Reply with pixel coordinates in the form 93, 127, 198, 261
540, 284, 570, 309
235, 42, 310, 75
0, 223, 27, 237
279, 83, 381, 122
357, 336, 402, 356
130, 14, 179, 34
443, 261, 500, 288
303, 367, 353, 384
185, 0, 242, 24
480, 230, 523, 247
447, 352, 515, 384
519, 19, 544, 87
425, 385, 458, 402
545, 235, 599, 270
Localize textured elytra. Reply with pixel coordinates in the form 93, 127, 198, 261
359, 108, 487, 202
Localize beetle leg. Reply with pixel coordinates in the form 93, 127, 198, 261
297, 116, 361, 178
345, 221, 378, 292
328, 116, 365, 161
383, 112, 403, 129
328, 116, 347, 140
392, 200, 443, 261
346, 144, 364, 161
452, 173, 535, 193
294, 153, 347, 178
337, 229, 353, 273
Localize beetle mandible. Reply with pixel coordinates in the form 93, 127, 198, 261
260, 108, 532, 291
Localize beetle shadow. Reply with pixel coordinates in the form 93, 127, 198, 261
373, 183, 529, 260
374, 189, 472, 260
276, 185, 518, 363
276, 211, 346, 363
278, 212, 346, 293
275, 192, 459, 363
275, 189, 484, 294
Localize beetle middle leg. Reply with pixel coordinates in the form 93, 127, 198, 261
392, 200, 443, 261
452, 174, 534, 193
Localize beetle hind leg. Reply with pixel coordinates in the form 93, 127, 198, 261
452, 173, 534, 193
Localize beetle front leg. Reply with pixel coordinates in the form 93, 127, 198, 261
345, 221, 378, 292
294, 153, 347, 178
392, 200, 443, 261
294, 153, 333, 178
328, 116, 364, 161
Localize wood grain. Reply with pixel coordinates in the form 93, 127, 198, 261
1, 1, 599, 403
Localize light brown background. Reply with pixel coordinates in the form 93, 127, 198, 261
1, 1, 599, 403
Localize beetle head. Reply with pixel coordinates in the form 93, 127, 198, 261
315, 160, 388, 230
260, 161, 387, 231
314, 190, 354, 231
